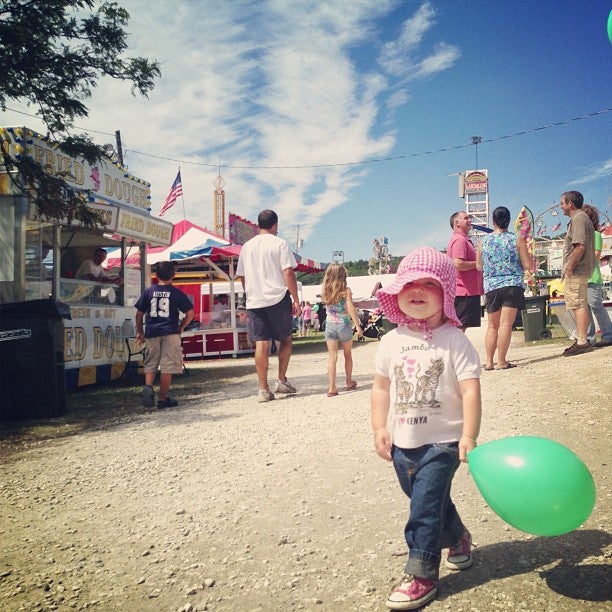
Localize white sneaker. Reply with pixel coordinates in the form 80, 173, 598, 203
257, 389, 275, 403
275, 379, 297, 394
445, 530, 473, 570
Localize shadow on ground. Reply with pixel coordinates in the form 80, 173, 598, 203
438, 529, 612, 603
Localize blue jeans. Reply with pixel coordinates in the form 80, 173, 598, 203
587, 283, 612, 343
392, 443, 466, 581
324, 320, 354, 343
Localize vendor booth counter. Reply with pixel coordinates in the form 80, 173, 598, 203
181, 310, 254, 358
0, 125, 174, 393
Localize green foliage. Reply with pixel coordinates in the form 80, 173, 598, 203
0, 0, 159, 132
299, 257, 401, 285
0, 0, 160, 224
348, 259, 371, 276
298, 271, 324, 285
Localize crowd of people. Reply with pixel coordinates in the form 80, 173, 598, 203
447, 191, 611, 363
293, 300, 326, 336
133, 198, 609, 610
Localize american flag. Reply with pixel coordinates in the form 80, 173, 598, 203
159, 170, 183, 217
551, 222, 561, 232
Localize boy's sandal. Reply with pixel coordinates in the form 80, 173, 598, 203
327, 391, 339, 397
345, 381, 358, 392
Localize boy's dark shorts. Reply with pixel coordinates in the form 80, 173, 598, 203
485, 285, 526, 313
248, 291, 293, 341
454, 295, 482, 328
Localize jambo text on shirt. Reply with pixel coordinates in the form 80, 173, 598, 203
401, 344, 432, 353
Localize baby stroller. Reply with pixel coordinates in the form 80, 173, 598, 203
356, 309, 385, 341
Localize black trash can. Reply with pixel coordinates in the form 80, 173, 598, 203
0, 299, 70, 421
521, 296, 551, 341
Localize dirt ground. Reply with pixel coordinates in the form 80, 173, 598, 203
0, 325, 611, 612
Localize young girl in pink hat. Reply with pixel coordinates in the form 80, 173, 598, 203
370, 247, 482, 610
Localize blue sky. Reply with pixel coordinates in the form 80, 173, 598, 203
1, 0, 611, 263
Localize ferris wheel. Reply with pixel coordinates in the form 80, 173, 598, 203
534, 203, 563, 237
368, 237, 391, 275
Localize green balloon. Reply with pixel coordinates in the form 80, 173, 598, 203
469, 436, 595, 536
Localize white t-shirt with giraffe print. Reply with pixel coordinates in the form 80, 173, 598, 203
374, 323, 480, 449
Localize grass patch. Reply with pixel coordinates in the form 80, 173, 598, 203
292, 331, 327, 353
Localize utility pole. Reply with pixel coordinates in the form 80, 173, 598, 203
115, 130, 124, 166
213, 174, 225, 238
294, 225, 303, 253
471, 135, 482, 169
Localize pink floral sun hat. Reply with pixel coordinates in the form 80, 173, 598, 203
376, 247, 461, 338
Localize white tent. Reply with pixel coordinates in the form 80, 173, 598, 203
105, 220, 229, 268
301, 273, 396, 307
148, 228, 228, 264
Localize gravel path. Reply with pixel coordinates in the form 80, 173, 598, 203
1, 327, 611, 611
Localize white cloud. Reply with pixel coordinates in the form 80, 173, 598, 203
377, 1, 459, 84
378, 1, 437, 75
568, 159, 612, 185
0, 0, 458, 249
387, 89, 411, 110
408, 42, 461, 80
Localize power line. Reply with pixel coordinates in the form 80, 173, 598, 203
3, 105, 611, 170
2, 106, 117, 138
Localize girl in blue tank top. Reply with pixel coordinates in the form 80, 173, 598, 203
321, 263, 363, 396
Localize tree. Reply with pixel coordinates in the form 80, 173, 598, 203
0, 0, 160, 224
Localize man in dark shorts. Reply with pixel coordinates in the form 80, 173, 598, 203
447, 211, 483, 330
236, 210, 302, 402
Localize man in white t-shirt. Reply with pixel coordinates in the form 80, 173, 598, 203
236, 210, 301, 402
75, 248, 123, 285
211, 294, 229, 323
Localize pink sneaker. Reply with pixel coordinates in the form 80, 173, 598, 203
445, 530, 473, 570
386, 574, 437, 610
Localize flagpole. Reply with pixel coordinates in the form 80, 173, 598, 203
178, 167, 186, 220
159, 168, 183, 218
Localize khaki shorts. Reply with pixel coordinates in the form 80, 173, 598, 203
144, 334, 184, 374
563, 275, 588, 310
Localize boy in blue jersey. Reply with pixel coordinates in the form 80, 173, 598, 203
135, 261, 194, 409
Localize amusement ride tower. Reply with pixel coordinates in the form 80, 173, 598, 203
213, 174, 226, 238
